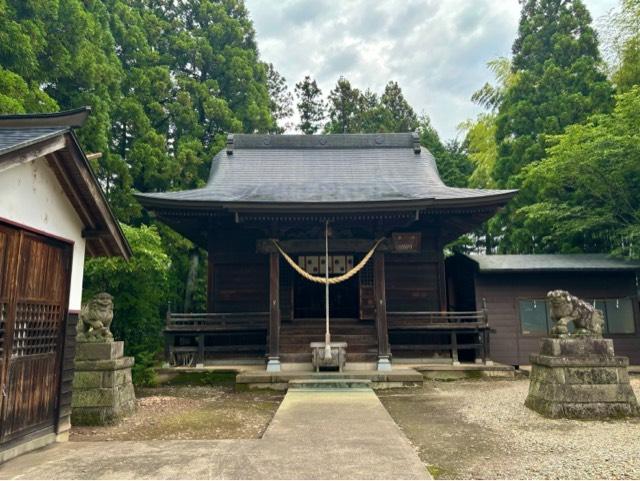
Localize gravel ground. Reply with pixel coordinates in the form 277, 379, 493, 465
71, 384, 284, 441
379, 377, 640, 480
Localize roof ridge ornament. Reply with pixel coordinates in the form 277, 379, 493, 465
412, 131, 421, 154
226, 133, 234, 155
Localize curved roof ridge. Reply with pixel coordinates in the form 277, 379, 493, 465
231, 132, 419, 150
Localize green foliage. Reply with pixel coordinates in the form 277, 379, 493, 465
459, 114, 498, 189
324, 78, 419, 134
0, 68, 58, 114
83, 224, 170, 356
295, 75, 325, 134
325, 77, 365, 134
378, 81, 419, 132
509, 87, 640, 257
266, 63, 293, 133
494, 0, 613, 187
470, 58, 516, 111
131, 351, 158, 387
418, 116, 473, 188
611, 0, 640, 92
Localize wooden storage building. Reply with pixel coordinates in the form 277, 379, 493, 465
137, 133, 516, 370
446, 254, 640, 366
0, 108, 130, 462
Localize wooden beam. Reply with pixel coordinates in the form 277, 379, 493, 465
374, 251, 390, 360
267, 252, 281, 370
257, 238, 391, 254
81, 228, 109, 239
0, 136, 66, 174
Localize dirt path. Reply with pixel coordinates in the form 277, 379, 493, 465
378, 378, 640, 480
71, 384, 284, 441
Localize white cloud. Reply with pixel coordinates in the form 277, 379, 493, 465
247, 0, 617, 139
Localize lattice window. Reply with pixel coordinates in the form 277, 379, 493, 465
12, 303, 61, 357
0, 302, 6, 356
359, 260, 374, 287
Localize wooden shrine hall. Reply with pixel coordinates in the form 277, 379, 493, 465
137, 133, 516, 371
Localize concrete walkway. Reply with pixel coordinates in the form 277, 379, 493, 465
0, 387, 428, 480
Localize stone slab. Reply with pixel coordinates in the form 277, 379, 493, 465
539, 337, 614, 357
75, 356, 135, 372
0, 433, 57, 465
236, 368, 424, 387
530, 354, 628, 368
288, 378, 372, 390
0, 389, 429, 480
75, 341, 124, 361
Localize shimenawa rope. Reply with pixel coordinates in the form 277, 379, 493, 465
271, 237, 385, 285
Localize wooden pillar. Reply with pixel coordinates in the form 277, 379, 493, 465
436, 234, 447, 311
207, 254, 215, 312
197, 334, 205, 367
450, 331, 459, 365
164, 333, 175, 366
267, 252, 281, 372
207, 232, 215, 313
374, 251, 391, 371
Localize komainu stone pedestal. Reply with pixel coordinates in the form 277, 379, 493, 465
72, 341, 136, 425
525, 338, 639, 419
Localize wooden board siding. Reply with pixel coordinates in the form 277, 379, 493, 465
474, 271, 640, 365
212, 262, 269, 313
0, 223, 72, 447
386, 259, 440, 311
58, 311, 77, 436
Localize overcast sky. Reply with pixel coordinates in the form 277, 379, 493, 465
245, 0, 617, 140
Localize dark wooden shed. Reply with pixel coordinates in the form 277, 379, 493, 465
0, 108, 130, 462
446, 254, 640, 366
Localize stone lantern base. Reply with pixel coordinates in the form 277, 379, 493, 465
72, 341, 136, 425
525, 338, 639, 419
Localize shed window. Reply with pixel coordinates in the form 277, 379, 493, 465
520, 299, 550, 335
592, 298, 635, 334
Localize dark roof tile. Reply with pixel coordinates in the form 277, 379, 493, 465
466, 254, 640, 272
137, 133, 516, 208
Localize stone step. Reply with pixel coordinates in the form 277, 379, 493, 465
287, 378, 372, 390
280, 346, 377, 354
278, 335, 377, 344
281, 352, 378, 362
280, 328, 376, 335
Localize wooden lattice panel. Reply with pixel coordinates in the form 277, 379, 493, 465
12, 302, 61, 357
359, 261, 374, 287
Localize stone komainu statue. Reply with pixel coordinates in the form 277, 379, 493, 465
78, 292, 114, 342
547, 289, 604, 338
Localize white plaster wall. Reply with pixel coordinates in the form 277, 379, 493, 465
0, 157, 86, 311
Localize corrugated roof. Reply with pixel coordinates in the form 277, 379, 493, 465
0, 127, 68, 157
467, 254, 640, 272
136, 133, 516, 209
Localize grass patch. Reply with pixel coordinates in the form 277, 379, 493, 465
162, 371, 237, 386
426, 464, 448, 479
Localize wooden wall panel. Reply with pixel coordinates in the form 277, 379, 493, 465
385, 260, 440, 311
475, 272, 640, 365
213, 262, 269, 313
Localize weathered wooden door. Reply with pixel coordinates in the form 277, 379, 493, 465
0, 223, 71, 444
